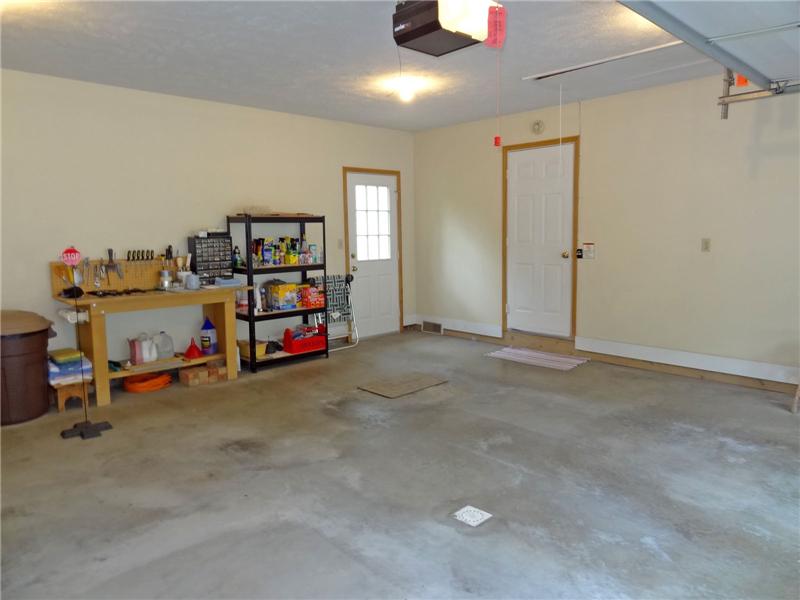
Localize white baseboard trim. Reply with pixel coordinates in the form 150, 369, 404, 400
403, 314, 420, 327
575, 337, 799, 385
414, 314, 503, 339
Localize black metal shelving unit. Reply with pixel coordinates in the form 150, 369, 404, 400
227, 214, 328, 372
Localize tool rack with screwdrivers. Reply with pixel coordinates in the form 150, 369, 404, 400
50, 249, 187, 296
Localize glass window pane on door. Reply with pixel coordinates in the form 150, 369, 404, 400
379, 235, 391, 259
367, 211, 379, 235
353, 184, 392, 261
367, 186, 378, 211
378, 186, 389, 211
356, 211, 367, 236
355, 185, 367, 211
368, 235, 379, 259
378, 211, 389, 235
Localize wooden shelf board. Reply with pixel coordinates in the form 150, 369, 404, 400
109, 353, 225, 380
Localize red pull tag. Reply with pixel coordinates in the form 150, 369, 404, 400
485, 6, 507, 49
494, 135, 502, 147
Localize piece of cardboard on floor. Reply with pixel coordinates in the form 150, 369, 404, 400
358, 373, 447, 399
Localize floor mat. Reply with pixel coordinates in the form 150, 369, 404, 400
486, 347, 588, 371
358, 373, 448, 398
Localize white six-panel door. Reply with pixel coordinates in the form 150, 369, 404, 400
507, 143, 574, 337
346, 172, 400, 338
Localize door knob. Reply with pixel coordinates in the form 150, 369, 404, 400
561, 251, 570, 259
350, 253, 356, 259
352, 265, 358, 272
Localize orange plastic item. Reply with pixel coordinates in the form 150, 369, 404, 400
123, 373, 172, 393
735, 74, 749, 87
184, 337, 203, 359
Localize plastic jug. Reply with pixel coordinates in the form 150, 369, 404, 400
200, 318, 218, 355
153, 331, 175, 360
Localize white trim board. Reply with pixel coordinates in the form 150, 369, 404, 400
403, 314, 420, 327
412, 315, 503, 339
575, 337, 799, 384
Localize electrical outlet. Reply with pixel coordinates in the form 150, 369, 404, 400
701, 238, 711, 252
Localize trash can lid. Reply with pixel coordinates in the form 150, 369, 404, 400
1, 310, 53, 336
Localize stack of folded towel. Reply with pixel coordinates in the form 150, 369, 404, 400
48, 348, 92, 386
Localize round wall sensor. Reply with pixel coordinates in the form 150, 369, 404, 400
532, 120, 544, 135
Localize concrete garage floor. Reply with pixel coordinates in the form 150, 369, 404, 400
2, 331, 798, 599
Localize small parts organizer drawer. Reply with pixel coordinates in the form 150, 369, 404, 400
188, 235, 233, 284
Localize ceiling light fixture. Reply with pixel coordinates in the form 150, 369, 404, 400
377, 74, 436, 103
393, 0, 501, 57
438, 0, 499, 42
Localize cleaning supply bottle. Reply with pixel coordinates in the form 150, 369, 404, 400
200, 318, 218, 355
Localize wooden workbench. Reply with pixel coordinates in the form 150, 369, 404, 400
54, 288, 240, 406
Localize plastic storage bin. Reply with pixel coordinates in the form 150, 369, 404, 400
283, 326, 326, 354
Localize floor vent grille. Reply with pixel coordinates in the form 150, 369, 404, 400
421, 320, 443, 335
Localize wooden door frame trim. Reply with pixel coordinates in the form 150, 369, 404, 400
342, 166, 404, 332
502, 136, 580, 337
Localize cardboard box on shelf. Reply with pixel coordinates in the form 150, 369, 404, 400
267, 282, 298, 310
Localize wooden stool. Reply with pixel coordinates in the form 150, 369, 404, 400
49, 381, 90, 413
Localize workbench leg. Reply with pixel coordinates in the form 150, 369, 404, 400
204, 300, 238, 381
79, 310, 110, 406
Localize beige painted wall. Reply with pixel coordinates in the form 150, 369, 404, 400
414, 75, 799, 371
1, 69, 415, 357
3, 70, 797, 378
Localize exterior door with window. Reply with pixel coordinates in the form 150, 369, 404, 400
346, 172, 400, 337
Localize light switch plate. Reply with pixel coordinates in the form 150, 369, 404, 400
582, 242, 596, 260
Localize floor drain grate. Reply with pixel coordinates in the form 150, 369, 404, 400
453, 505, 492, 527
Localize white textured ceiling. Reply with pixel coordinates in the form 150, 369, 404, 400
1, 1, 721, 131
626, 1, 800, 83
